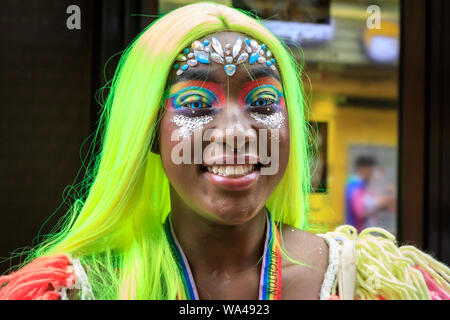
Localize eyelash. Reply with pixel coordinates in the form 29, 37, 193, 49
179, 97, 212, 109
251, 97, 276, 107
246, 88, 280, 114
168, 85, 283, 117
169, 86, 219, 114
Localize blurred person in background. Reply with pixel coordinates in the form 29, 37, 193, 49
345, 156, 395, 232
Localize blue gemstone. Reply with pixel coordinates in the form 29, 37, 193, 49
196, 53, 210, 64
261, 44, 266, 50
266, 61, 272, 66
245, 38, 250, 45
203, 39, 210, 46
271, 58, 276, 64
183, 48, 190, 54
249, 53, 259, 64
173, 64, 179, 69
181, 64, 188, 71
224, 64, 236, 76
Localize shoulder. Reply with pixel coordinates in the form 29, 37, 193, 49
280, 224, 329, 265
0, 254, 92, 300
279, 224, 330, 300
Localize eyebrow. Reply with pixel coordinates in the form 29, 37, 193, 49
246, 65, 281, 82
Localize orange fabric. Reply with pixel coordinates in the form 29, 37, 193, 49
0, 254, 76, 300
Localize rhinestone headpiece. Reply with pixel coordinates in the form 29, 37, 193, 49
172, 36, 277, 77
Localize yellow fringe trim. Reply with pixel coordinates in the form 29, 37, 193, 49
326, 225, 450, 300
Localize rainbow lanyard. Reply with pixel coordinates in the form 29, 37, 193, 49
164, 211, 282, 300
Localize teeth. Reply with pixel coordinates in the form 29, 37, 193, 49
206, 165, 255, 177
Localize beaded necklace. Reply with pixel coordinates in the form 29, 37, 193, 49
164, 210, 282, 300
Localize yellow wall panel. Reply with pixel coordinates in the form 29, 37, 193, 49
307, 94, 398, 233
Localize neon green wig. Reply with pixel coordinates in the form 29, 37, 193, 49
29, 2, 311, 299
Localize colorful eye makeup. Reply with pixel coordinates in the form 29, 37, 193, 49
238, 76, 285, 112
240, 78, 286, 129
167, 82, 224, 136
166, 80, 226, 118
167, 77, 286, 135
244, 84, 284, 114
169, 86, 220, 109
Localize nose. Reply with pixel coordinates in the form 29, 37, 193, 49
210, 106, 257, 151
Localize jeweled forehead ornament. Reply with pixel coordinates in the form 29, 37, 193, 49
172, 36, 277, 77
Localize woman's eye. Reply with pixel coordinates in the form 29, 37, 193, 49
244, 85, 283, 115
182, 101, 211, 109
178, 93, 214, 109
252, 98, 275, 107
170, 87, 219, 111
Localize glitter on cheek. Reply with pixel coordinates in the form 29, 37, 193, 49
171, 114, 213, 137
250, 112, 285, 129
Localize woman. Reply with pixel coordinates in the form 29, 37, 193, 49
0, 2, 448, 300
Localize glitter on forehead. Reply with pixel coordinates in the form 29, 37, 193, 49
171, 114, 213, 137
172, 35, 277, 77
250, 112, 285, 129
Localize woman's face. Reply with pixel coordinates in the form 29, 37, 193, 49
159, 31, 290, 225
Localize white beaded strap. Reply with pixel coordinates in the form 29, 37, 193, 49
338, 239, 356, 300
317, 234, 341, 300
69, 256, 95, 300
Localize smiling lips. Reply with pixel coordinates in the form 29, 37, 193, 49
206, 164, 255, 177
200, 154, 263, 190
202, 159, 261, 191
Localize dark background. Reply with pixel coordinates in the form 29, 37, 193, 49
0, 0, 449, 274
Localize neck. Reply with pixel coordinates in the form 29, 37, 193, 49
169, 198, 267, 275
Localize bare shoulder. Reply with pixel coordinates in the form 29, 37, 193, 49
279, 224, 329, 300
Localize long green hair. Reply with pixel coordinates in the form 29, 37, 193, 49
28, 2, 311, 299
